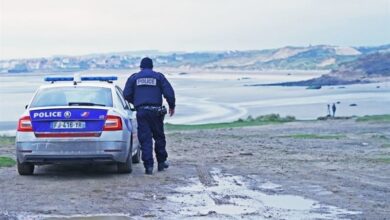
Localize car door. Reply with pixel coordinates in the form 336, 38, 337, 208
115, 86, 139, 151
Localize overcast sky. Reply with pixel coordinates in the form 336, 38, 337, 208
1, 0, 389, 59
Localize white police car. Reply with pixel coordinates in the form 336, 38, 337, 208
15, 75, 140, 175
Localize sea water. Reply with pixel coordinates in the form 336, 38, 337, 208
0, 70, 389, 131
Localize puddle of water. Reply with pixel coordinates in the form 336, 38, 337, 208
167, 169, 361, 219
306, 185, 334, 196
258, 194, 316, 210
17, 214, 132, 220
258, 181, 282, 190
44, 216, 130, 220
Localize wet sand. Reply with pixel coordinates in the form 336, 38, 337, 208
1, 70, 390, 128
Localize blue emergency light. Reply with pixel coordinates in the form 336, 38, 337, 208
81, 76, 118, 81
44, 76, 118, 82
44, 76, 74, 82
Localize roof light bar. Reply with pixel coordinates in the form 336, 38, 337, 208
81, 76, 118, 81
44, 76, 73, 82
44, 76, 118, 82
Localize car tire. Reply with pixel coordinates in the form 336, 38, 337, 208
132, 144, 141, 164
17, 160, 34, 175
117, 140, 133, 174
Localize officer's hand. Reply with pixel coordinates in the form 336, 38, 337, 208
169, 108, 175, 117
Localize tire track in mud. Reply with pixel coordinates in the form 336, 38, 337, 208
196, 165, 217, 187
196, 166, 233, 206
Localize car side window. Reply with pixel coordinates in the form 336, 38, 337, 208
115, 86, 128, 110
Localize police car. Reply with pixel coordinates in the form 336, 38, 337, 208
15, 75, 141, 175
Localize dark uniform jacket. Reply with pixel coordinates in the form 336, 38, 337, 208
123, 69, 175, 109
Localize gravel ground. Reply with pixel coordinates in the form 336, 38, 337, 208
0, 119, 389, 219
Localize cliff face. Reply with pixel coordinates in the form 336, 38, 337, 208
330, 52, 390, 77
264, 52, 390, 87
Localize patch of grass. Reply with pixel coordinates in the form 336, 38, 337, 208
371, 134, 389, 140
0, 136, 15, 146
283, 134, 345, 139
374, 157, 390, 164
0, 156, 16, 167
166, 114, 295, 131
381, 143, 390, 148
356, 115, 390, 122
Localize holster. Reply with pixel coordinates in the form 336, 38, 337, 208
158, 106, 168, 116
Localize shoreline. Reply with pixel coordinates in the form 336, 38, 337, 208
249, 75, 390, 87
1, 71, 389, 128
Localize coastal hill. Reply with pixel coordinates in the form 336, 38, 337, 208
332, 52, 390, 77
264, 52, 390, 87
1, 44, 389, 73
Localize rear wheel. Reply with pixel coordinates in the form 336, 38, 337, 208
132, 144, 141, 164
117, 140, 133, 174
17, 160, 34, 175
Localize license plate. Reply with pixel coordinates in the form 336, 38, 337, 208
51, 121, 86, 129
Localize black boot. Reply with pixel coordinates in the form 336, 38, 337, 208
145, 167, 153, 175
158, 161, 169, 171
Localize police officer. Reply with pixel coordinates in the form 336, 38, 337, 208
123, 57, 175, 175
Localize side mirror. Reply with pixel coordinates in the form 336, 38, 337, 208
124, 104, 135, 111
25, 105, 28, 109
127, 103, 136, 111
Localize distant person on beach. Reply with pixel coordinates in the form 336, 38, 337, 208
332, 103, 336, 117
327, 104, 331, 117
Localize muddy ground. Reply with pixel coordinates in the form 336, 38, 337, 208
0, 119, 389, 219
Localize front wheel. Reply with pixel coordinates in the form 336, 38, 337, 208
17, 160, 34, 175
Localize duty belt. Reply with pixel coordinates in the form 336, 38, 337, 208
137, 105, 167, 116
137, 105, 162, 111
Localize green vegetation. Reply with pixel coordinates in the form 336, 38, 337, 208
356, 115, 390, 122
0, 136, 15, 146
370, 134, 389, 140
374, 157, 390, 164
166, 114, 390, 132
283, 134, 345, 139
0, 156, 16, 168
165, 114, 295, 131
382, 143, 390, 148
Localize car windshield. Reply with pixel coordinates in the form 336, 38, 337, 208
30, 87, 113, 107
